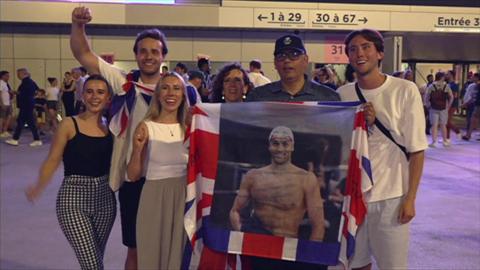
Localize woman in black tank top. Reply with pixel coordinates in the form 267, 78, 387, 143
26, 75, 116, 270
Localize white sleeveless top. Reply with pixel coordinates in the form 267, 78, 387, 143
144, 121, 188, 180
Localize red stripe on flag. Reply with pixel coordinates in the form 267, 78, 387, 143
119, 110, 128, 136
197, 194, 213, 218
345, 149, 367, 225
342, 212, 349, 237
227, 254, 237, 270
242, 234, 285, 259
188, 129, 220, 183
198, 246, 228, 270
353, 111, 367, 130
192, 106, 209, 116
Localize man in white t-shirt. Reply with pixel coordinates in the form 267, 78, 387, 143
71, 6, 168, 269
248, 59, 271, 88
337, 29, 427, 270
0, 70, 12, 137
424, 71, 453, 147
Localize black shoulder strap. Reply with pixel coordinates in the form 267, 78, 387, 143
71, 117, 80, 134
355, 83, 410, 160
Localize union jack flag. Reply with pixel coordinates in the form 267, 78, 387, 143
109, 70, 155, 137
183, 102, 372, 269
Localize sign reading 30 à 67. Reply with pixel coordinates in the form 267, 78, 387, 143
253, 8, 389, 30
308, 10, 389, 30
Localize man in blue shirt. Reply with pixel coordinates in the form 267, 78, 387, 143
246, 34, 339, 102
6, 68, 42, 146
446, 70, 461, 139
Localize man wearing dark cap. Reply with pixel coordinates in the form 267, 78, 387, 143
246, 34, 339, 102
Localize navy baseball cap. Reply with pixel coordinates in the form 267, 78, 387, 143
274, 34, 306, 55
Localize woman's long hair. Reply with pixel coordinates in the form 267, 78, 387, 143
144, 72, 188, 133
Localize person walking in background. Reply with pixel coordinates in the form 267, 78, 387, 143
46, 77, 60, 132
425, 71, 453, 147
72, 67, 87, 115
174, 62, 189, 82
0, 70, 13, 138
127, 72, 188, 270
445, 70, 462, 140
462, 73, 480, 141
248, 59, 271, 88
26, 75, 116, 270
5, 68, 42, 147
420, 74, 434, 135
61, 71, 76, 117
211, 62, 251, 103
34, 89, 48, 135
197, 57, 215, 94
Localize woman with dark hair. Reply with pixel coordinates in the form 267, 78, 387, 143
46, 77, 60, 131
127, 72, 188, 270
61, 71, 76, 116
210, 62, 251, 103
26, 75, 116, 270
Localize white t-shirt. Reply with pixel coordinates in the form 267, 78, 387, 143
144, 121, 187, 180
46, 86, 60, 101
0, 80, 10, 106
98, 57, 157, 191
337, 75, 428, 202
248, 72, 271, 87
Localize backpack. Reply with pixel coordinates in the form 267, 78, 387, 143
430, 84, 449, 110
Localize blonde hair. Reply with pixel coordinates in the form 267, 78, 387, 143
144, 72, 188, 133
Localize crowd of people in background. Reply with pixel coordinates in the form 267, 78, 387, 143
3, 55, 477, 149
1, 65, 91, 146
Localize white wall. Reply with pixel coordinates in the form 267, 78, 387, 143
1, 30, 352, 89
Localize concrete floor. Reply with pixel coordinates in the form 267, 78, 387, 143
1, 129, 479, 270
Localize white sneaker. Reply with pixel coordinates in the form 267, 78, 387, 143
29, 140, 43, 147
429, 142, 437, 148
443, 139, 451, 147
5, 139, 19, 146
0, 132, 11, 138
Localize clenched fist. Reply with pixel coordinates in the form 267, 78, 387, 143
72, 7, 92, 25
362, 102, 376, 127
133, 125, 148, 150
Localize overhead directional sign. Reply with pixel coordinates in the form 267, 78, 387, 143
254, 9, 308, 28
391, 12, 480, 33
253, 8, 389, 30
308, 10, 389, 30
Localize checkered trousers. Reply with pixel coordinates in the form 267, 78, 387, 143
56, 174, 116, 270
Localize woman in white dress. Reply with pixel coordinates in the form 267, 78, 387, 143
127, 72, 188, 270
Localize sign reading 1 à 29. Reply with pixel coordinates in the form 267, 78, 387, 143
254, 9, 388, 30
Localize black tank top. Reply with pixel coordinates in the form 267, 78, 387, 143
63, 117, 113, 177
63, 80, 73, 89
